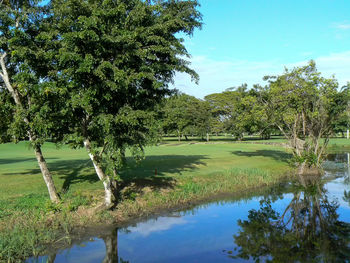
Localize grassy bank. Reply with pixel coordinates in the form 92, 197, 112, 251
1, 140, 293, 261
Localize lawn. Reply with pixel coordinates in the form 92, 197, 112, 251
0, 141, 291, 203
1, 136, 349, 205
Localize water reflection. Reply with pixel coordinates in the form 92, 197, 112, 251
27, 153, 350, 263
102, 228, 120, 263
42, 230, 129, 263
232, 175, 350, 262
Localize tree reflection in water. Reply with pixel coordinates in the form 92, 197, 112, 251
102, 228, 129, 263
232, 175, 350, 262
40, 228, 128, 263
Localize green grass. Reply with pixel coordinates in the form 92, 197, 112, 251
0, 141, 291, 203
328, 138, 350, 152
6, 137, 350, 261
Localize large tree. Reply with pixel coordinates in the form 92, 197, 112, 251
53, 0, 202, 206
265, 61, 350, 170
0, 0, 66, 202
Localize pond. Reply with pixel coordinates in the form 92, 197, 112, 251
28, 153, 350, 262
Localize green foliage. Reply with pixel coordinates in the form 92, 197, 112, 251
44, 199, 62, 213
0, 89, 12, 142
51, 0, 202, 191
0, 2, 69, 146
290, 151, 318, 168
265, 61, 350, 168
162, 93, 211, 140
204, 84, 272, 140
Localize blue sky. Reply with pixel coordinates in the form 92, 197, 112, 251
174, 0, 350, 98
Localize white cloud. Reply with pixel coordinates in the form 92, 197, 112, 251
290, 51, 350, 85
333, 22, 350, 30
127, 216, 188, 237
173, 51, 350, 98
173, 56, 283, 98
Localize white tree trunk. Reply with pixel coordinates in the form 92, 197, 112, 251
34, 145, 60, 203
0, 52, 60, 203
347, 129, 349, 139
84, 139, 114, 206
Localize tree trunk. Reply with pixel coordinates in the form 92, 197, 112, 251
206, 133, 209, 142
84, 139, 114, 207
34, 145, 60, 203
1, 52, 60, 203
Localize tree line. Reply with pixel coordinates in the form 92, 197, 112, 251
160, 84, 273, 141
158, 61, 350, 147
159, 61, 350, 170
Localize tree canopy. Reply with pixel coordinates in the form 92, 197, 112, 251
265, 61, 350, 168
0, 0, 69, 202
52, 0, 202, 205
204, 84, 271, 140
161, 93, 211, 141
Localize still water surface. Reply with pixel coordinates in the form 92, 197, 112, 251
29, 153, 350, 262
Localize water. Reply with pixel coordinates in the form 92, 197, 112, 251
29, 154, 350, 262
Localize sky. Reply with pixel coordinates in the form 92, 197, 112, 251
173, 0, 350, 98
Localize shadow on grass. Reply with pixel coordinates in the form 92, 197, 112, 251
231, 150, 291, 163
2, 159, 98, 192
120, 154, 207, 178
0, 157, 58, 165
79, 154, 207, 193
51, 159, 98, 192
118, 154, 208, 191
3, 154, 208, 193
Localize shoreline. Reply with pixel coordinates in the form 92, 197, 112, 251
1, 167, 294, 262
31, 173, 295, 259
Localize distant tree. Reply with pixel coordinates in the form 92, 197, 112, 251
0, 1, 65, 202
332, 88, 350, 137
53, 0, 202, 206
205, 84, 271, 140
238, 85, 273, 139
162, 93, 210, 141
162, 94, 194, 141
265, 61, 350, 170
205, 86, 246, 140
190, 99, 211, 140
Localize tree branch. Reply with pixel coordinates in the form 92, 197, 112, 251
99, 141, 108, 157
0, 52, 22, 106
